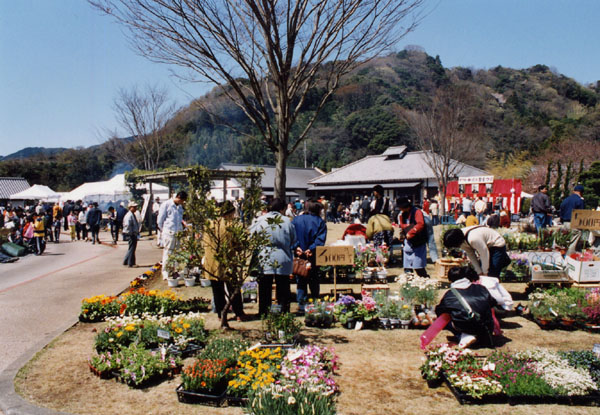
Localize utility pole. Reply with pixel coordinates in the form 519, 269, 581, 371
304, 140, 307, 168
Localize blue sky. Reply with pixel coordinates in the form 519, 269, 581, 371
1, 0, 599, 157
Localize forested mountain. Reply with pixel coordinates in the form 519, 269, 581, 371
3, 49, 600, 191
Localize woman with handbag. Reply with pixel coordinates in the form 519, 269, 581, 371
397, 197, 429, 277
251, 198, 296, 316
292, 199, 327, 315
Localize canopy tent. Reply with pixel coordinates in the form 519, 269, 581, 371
61, 174, 169, 204
9, 184, 60, 201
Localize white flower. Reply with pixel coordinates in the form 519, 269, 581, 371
288, 396, 296, 405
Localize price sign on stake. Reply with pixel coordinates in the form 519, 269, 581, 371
157, 329, 170, 340
572, 210, 600, 230
316, 246, 355, 300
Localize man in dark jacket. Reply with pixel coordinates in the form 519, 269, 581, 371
115, 203, 128, 242
360, 195, 371, 223
87, 202, 103, 244
292, 199, 327, 315
560, 185, 585, 255
435, 267, 497, 348
531, 185, 552, 232
62, 200, 73, 231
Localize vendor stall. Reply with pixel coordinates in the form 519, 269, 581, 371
446, 177, 523, 215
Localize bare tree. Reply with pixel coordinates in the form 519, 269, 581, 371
403, 84, 484, 214
90, 0, 425, 198
113, 84, 177, 171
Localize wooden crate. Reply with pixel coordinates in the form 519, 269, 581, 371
435, 259, 465, 280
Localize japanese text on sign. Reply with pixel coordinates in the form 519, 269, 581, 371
315, 246, 355, 266
572, 210, 600, 230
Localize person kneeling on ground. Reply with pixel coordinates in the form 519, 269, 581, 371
435, 266, 497, 348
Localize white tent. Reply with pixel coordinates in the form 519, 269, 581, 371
9, 184, 60, 201
62, 174, 169, 203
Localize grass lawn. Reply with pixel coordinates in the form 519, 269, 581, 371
14, 223, 600, 414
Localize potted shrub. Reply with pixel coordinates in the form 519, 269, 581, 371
262, 312, 302, 344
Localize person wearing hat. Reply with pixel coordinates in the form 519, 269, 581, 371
122, 201, 140, 267
560, 185, 585, 254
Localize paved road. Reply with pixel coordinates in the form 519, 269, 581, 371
0, 231, 161, 415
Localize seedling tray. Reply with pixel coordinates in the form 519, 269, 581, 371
176, 384, 226, 406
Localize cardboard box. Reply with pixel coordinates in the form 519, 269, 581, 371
527, 252, 570, 283
566, 256, 600, 283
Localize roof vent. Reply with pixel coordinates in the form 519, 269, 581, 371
382, 145, 408, 160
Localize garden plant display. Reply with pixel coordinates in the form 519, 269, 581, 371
227, 347, 284, 397
396, 273, 439, 308
528, 287, 597, 329
421, 344, 599, 404
181, 358, 235, 393
333, 294, 378, 327
94, 312, 208, 353
88, 343, 181, 388
79, 287, 211, 322
198, 338, 250, 363
354, 243, 389, 273
278, 345, 340, 395
261, 312, 302, 344
304, 297, 335, 328
129, 263, 162, 288
247, 384, 336, 415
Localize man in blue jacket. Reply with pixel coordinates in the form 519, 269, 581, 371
560, 185, 585, 254
292, 199, 327, 315
115, 203, 128, 242
86, 202, 103, 245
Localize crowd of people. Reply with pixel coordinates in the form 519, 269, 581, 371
1, 200, 132, 256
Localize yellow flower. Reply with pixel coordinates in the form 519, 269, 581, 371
308, 298, 313, 303
116, 331, 123, 338
124, 325, 135, 331
183, 323, 191, 329
175, 328, 183, 334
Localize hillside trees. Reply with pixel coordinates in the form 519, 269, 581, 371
90, 0, 425, 199
402, 83, 485, 214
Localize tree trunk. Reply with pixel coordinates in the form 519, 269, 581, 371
439, 182, 447, 216
220, 294, 232, 329
274, 147, 287, 200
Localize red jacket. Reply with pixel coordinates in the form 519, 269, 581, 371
399, 207, 425, 240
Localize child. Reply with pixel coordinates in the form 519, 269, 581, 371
67, 210, 78, 241
33, 214, 46, 255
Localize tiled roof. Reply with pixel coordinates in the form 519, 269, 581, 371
219, 163, 322, 190
0, 177, 31, 199
309, 150, 489, 186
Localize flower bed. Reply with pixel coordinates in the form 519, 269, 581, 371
79, 287, 211, 322
129, 263, 162, 288
175, 340, 340, 409
421, 344, 600, 405
333, 293, 378, 329
88, 343, 181, 388
94, 312, 208, 353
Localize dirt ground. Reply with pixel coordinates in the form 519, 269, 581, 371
14, 223, 600, 414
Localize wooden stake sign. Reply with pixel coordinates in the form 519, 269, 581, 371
572, 210, 600, 231
316, 246, 355, 300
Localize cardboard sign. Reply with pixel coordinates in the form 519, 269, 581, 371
571, 210, 600, 230
157, 329, 171, 340
315, 246, 355, 266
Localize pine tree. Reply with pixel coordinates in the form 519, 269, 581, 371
562, 162, 572, 200
552, 161, 563, 208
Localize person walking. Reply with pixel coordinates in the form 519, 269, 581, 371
32, 213, 46, 255
531, 185, 552, 233
292, 199, 327, 315
560, 184, 585, 255
115, 203, 127, 242
78, 208, 88, 241
152, 197, 162, 247
52, 202, 63, 243
67, 210, 77, 241
251, 198, 296, 316
87, 202, 102, 244
157, 191, 188, 280
474, 197, 487, 225
122, 201, 140, 267
107, 206, 117, 244
430, 199, 439, 226
360, 195, 371, 223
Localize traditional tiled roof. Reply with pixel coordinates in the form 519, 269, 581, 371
0, 177, 31, 199
309, 149, 488, 186
218, 163, 322, 190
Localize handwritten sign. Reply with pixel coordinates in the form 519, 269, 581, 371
572, 210, 600, 230
315, 246, 355, 266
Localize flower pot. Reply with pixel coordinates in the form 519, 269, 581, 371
400, 319, 411, 329
345, 318, 356, 330
184, 278, 197, 287
200, 279, 211, 287
379, 317, 390, 329
167, 278, 180, 288
389, 318, 400, 329
535, 318, 553, 329
426, 377, 443, 388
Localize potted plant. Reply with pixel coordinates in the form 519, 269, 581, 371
333, 295, 358, 329
397, 303, 413, 329
180, 358, 235, 395
262, 312, 302, 344
304, 297, 335, 328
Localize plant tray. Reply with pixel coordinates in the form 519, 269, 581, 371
166, 343, 203, 358
176, 384, 226, 406
258, 342, 296, 349
441, 374, 600, 406
225, 395, 249, 407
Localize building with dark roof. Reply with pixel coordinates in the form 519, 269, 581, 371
0, 177, 31, 205
307, 146, 489, 204
210, 163, 324, 201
